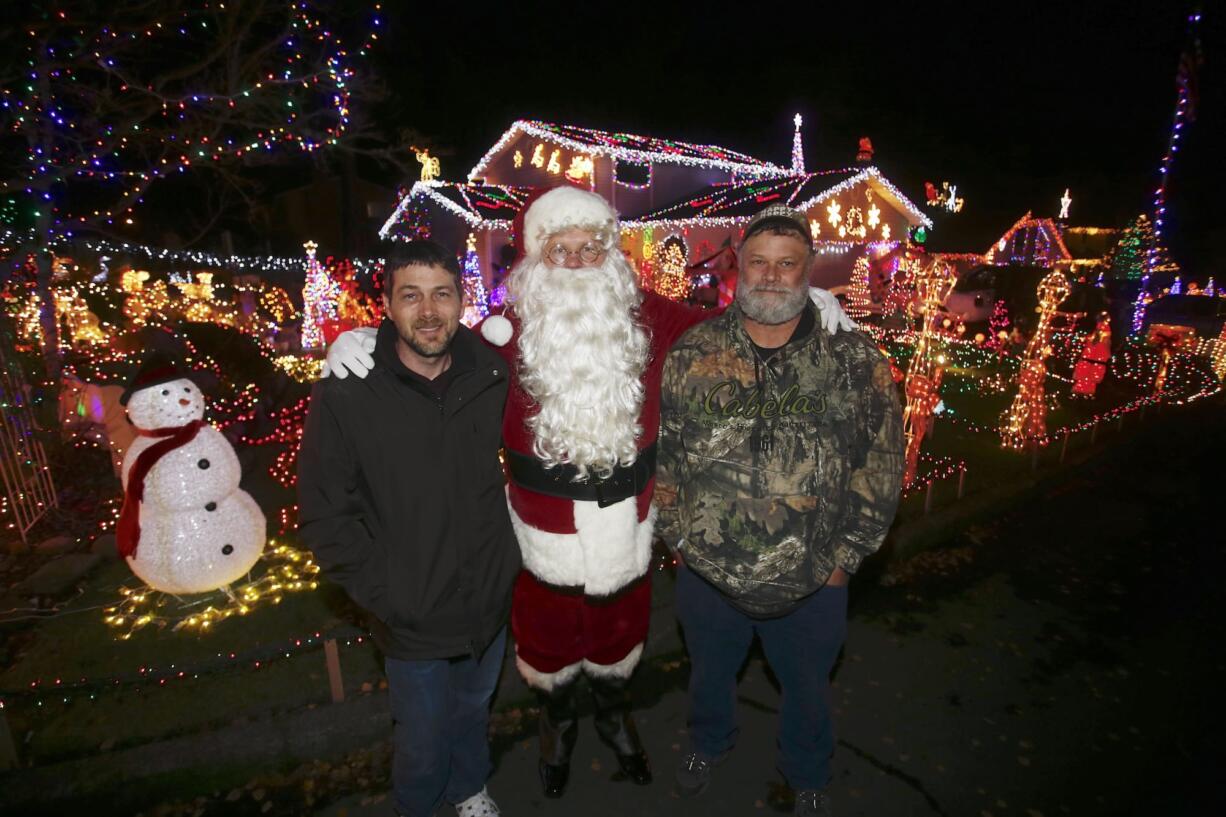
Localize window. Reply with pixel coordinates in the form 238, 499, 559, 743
614, 159, 652, 188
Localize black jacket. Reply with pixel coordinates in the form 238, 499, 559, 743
297, 320, 520, 660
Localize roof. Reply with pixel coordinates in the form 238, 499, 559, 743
1062, 226, 1120, 261
379, 182, 532, 238
984, 213, 1072, 264
467, 119, 789, 181
628, 166, 932, 229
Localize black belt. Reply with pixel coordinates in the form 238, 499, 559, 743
506, 442, 657, 508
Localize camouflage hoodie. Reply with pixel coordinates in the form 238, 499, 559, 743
657, 303, 904, 617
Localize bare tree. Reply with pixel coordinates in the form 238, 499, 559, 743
0, 1, 410, 372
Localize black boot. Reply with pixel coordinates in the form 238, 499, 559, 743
537, 682, 579, 798
590, 675, 652, 785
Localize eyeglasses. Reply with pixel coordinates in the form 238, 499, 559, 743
545, 242, 606, 266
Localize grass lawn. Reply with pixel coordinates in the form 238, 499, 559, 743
1, 558, 385, 765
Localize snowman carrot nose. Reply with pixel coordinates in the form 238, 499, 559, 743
178, 398, 191, 406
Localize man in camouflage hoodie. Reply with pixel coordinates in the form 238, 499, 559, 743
657, 204, 904, 816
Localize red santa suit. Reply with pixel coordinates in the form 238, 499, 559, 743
480, 291, 707, 689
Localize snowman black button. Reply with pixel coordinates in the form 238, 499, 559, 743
198, 458, 210, 469
221, 544, 234, 555
205, 501, 217, 512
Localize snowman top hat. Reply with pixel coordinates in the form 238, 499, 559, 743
120, 350, 198, 406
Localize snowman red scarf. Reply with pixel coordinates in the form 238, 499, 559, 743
116, 420, 205, 559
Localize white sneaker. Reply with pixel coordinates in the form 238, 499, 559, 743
455, 787, 501, 817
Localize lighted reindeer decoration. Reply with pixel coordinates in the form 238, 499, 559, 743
902, 258, 956, 486
1000, 271, 1071, 449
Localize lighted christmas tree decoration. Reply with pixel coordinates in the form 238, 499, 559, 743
1000, 271, 1071, 449
791, 113, 806, 173
1109, 214, 1163, 281
653, 235, 691, 301
845, 257, 873, 320
300, 241, 341, 349
902, 260, 956, 486
460, 233, 490, 326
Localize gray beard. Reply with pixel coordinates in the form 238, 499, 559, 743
736, 283, 809, 325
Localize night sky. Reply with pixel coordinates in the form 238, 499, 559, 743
376, 2, 1222, 273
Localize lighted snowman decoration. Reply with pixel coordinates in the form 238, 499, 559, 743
116, 353, 266, 594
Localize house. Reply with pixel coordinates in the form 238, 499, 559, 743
983, 212, 1118, 279
941, 213, 1119, 326
379, 119, 931, 293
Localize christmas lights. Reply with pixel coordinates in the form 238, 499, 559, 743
460, 234, 490, 326
1000, 271, 1071, 449
652, 235, 691, 301
300, 241, 340, 349
791, 114, 805, 174
3, 4, 384, 239
902, 260, 956, 485
985, 212, 1072, 267
103, 543, 319, 638
631, 167, 931, 232
466, 119, 789, 183
1134, 12, 1202, 334
416, 149, 441, 183
379, 182, 527, 239
0, 625, 372, 713
844, 258, 873, 320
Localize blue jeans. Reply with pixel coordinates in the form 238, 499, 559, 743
384, 628, 506, 817
676, 566, 847, 791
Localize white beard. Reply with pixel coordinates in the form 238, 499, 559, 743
508, 251, 649, 479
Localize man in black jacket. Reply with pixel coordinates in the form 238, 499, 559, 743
298, 240, 520, 817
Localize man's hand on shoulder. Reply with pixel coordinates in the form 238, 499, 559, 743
808, 287, 857, 335
320, 327, 377, 380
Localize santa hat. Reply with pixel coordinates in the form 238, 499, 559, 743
119, 351, 196, 406
522, 186, 618, 257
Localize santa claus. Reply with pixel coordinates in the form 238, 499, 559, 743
324, 186, 852, 798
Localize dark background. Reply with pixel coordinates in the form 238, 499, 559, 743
373, 1, 1222, 274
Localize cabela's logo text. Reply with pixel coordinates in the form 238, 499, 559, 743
702, 381, 827, 419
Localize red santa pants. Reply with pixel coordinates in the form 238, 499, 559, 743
511, 569, 651, 676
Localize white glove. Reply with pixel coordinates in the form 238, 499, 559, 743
320, 326, 377, 379
809, 287, 857, 334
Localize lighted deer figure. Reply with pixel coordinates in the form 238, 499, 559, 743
902, 258, 956, 486
416, 149, 440, 182
1000, 271, 1071, 449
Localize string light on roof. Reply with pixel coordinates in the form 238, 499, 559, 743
466, 119, 790, 182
